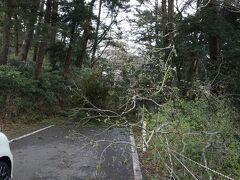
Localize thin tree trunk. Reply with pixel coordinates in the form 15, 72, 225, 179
32, 0, 45, 62
63, 22, 76, 78
197, 0, 201, 11
162, 0, 167, 47
34, 0, 52, 80
201, 0, 219, 64
19, 0, 40, 61
91, 0, 102, 67
186, 58, 198, 82
14, 15, 19, 56
168, 0, 174, 44
76, 31, 88, 68
0, 0, 13, 65
207, 0, 219, 64
51, 0, 59, 43
185, 1, 201, 83
34, 43, 45, 79
76, 0, 96, 68
155, 0, 160, 48
19, 30, 34, 61
32, 44, 38, 62
209, 35, 219, 63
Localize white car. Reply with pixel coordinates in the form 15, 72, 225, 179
0, 131, 13, 180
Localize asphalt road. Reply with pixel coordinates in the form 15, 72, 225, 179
10, 125, 135, 180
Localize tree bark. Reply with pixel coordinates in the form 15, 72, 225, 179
207, 0, 219, 64
63, 22, 76, 78
161, 0, 167, 47
76, 31, 88, 68
19, 0, 40, 61
32, 44, 38, 62
186, 58, 198, 82
201, 0, 219, 64
167, 0, 174, 44
155, 0, 160, 48
14, 15, 19, 56
32, 0, 45, 62
209, 36, 219, 63
51, 0, 59, 43
185, 1, 201, 83
90, 0, 102, 67
0, 0, 13, 65
76, 0, 96, 68
34, 0, 52, 80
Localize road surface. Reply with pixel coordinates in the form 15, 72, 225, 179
10, 125, 138, 180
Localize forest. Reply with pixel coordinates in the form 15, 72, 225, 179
0, 0, 240, 179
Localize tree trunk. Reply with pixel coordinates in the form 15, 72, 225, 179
19, 0, 40, 61
34, 0, 52, 80
76, 31, 88, 68
209, 36, 219, 63
14, 15, 19, 56
185, 2, 201, 83
155, 0, 160, 48
19, 30, 34, 61
162, 0, 167, 47
207, 0, 219, 64
51, 0, 59, 43
32, 44, 38, 62
63, 22, 76, 78
32, 0, 45, 62
197, 0, 201, 11
186, 59, 198, 82
34, 43, 46, 79
76, 0, 96, 68
0, 0, 13, 65
167, 0, 174, 44
90, 0, 102, 67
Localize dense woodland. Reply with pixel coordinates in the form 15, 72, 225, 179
0, 0, 240, 179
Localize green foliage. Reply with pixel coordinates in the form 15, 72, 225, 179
68, 67, 110, 108
141, 91, 240, 179
47, 42, 66, 68
9, 59, 35, 78
0, 65, 35, 95
37, 69, 65, 104
0, 62, 67, 116
174, 4, 240, 98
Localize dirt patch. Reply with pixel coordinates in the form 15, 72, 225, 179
0, 120, 46, 139
0, 115, 59, 139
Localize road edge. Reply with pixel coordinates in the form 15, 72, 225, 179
130, 129, 143, 180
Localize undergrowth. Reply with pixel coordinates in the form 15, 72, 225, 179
138, 93, 240, 179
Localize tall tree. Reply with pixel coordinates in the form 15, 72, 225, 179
32, 0, 45, 62
162, 0, 167, 47
51, 0, 59, 43
167, 0, 174, 44
19, 0, 40, 61
91, 0, 103, 66
34, 0, 52, 80
63, 21, 76, 78
76, 0, 96, 68
207, 0, 219, 64
0, 0, 13, 65
61, 0, 87, 77
14, 14, 20, 56
154, 0, 160, 48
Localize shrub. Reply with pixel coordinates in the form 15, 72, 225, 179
140, 94, 240, 179
0, 64, 67, 116
68, 67, 110, 108
0, 65, 35, 95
